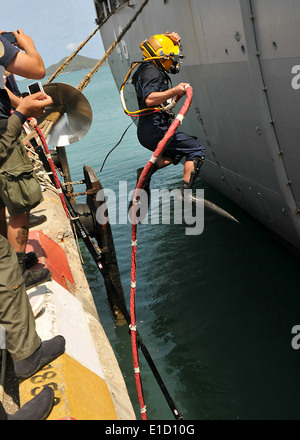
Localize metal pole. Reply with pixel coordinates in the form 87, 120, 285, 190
0, 326, 7, 404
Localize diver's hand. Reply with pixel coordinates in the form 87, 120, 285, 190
175, 83, 190, 97
165, 31, 181, 45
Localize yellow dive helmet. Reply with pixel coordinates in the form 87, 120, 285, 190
140, 34, 181, 74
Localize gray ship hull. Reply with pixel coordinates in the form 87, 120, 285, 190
94, 0, 300, 250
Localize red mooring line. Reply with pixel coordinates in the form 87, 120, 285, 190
35, 125, 69, 218
130, 87, 193, 419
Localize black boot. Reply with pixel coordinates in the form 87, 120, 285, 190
180, 179, 192, 203
29, 213, 47, 228
180, 179, 189, 195
180, 156, 205, 200
18, 252, 52, 290
186, 156, 205, 190
23, 268, 52, 290
17, 251, 38, 270
13, 335, 66, 379
6, 387, 54, 420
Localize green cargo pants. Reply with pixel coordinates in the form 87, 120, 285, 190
0, 114, 43, 216
0, 234, 41, 362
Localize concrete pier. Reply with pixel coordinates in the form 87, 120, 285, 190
3, 184, 135, 420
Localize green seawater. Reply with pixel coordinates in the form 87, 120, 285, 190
19, 67, 300, 420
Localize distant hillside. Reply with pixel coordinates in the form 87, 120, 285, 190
46, 55, 106, 75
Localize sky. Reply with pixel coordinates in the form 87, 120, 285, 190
2, 0, 105, 69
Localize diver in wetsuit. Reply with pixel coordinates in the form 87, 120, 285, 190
132, 31, 205, 195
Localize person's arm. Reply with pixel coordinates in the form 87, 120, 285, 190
145, 82, 190, 107
5, 86, 22, 108
5, 29, 45, 79
0, 92, 52, 165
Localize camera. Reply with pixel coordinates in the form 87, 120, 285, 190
2, 32, 17, 44
27, 82, 44, 95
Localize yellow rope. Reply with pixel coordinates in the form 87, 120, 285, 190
44, 26, 101, 85
77, 0, 149, 91
24, 0, 149, 143
44, 6, 119, 85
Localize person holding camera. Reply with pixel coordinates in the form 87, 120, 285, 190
0, 29, 51, 289
0, 30, 65, 420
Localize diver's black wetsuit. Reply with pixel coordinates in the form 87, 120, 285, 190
133, 62, 205, 164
